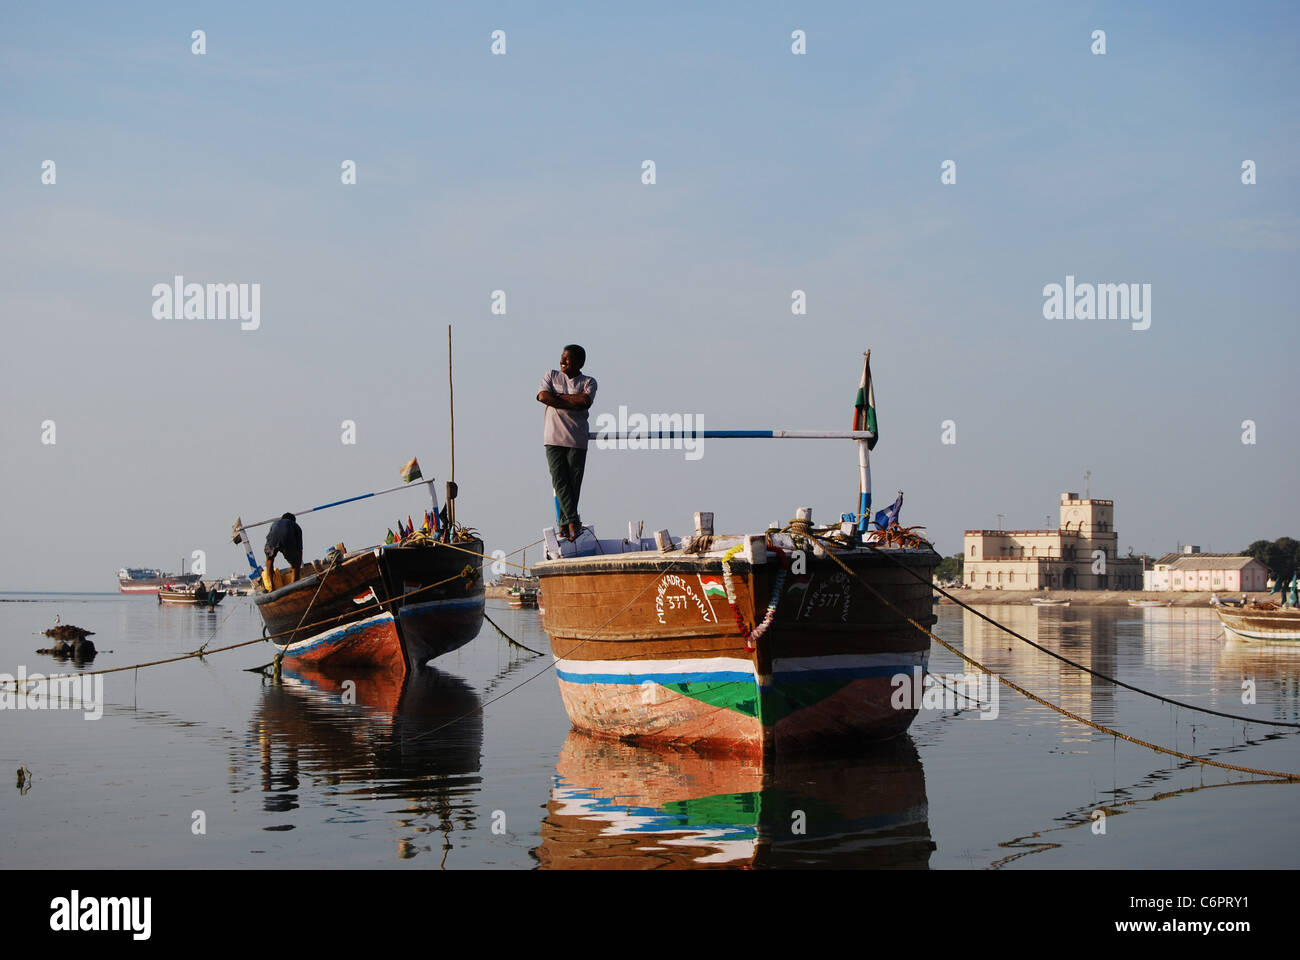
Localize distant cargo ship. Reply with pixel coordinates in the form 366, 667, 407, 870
117, 567, 200, 594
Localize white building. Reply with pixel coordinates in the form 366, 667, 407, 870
964, 492, 1142, 590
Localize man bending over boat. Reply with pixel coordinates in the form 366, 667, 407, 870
264, 512, 303, 583
538, 344, 597, 541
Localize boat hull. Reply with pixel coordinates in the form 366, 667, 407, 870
119, 573, 200, 594
537, 544, 937, 756
1216, 606, 1300, 643
253, 540, 485, 672
158, 589, 226, 606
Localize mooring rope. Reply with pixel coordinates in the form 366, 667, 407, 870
828, 531, 1300, 729
402, 555, 698, 745
482, 612, 544, 656
802, 530, 1300, 781
1, 562, 483, 688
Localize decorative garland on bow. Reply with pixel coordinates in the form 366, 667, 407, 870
720, 543, 789, 650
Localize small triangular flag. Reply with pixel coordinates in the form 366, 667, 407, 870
400, 457, 422, 483
385, 529, 395, 545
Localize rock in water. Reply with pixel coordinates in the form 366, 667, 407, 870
43, 622, 95, 642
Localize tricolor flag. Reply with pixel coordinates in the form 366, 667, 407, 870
854, 353, 877, 531
400, 457, 422, 482
353, 587, 378, 605
700, 577, 726, 599
853, 354, 878, 450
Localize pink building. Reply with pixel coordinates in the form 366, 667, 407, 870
1145, 552, 1269, 592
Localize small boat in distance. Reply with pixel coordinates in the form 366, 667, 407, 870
1216, 604, 1300, 643
1128, 598, 1172, 608
118, 567, 200, 594
508, 585, 539, 608
1029, 597, 1070, 607
158, 581, 226, 607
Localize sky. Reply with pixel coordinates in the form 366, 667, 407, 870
1, 1, 1296, 590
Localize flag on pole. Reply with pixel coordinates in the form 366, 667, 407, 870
874, 491, 904, 531
854, 353, 876, 532
400, 457, 422, 482
853, 355, 878, 450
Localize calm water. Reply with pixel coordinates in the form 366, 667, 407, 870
3, 594, 1299, 868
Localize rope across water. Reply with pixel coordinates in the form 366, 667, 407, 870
802, 529, 1300, 781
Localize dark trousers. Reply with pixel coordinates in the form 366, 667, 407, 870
545, 445, 587, 527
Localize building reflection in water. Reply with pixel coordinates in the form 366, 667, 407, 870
960, 606, 1125, 736
535, 731, 932, 869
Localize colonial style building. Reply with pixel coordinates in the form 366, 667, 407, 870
964, 492, 1143, 590
1143, 547, 1269, 592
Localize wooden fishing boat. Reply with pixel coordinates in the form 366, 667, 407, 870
251, 538, 485, 673
1128, 598, 1172, 608
534, 516, 938, 757
158, 581, 226, 606
533, 352, 944, 757
1028, 597, 1070, 607
1216, 604, 1300, 643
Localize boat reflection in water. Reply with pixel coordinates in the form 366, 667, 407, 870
536, 732, 932, 869
250, 661, 483, 859
1218, 637, 1300, 723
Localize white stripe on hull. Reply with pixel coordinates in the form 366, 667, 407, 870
552, 656, 754, 677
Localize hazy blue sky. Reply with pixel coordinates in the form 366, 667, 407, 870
2, 2, 1296, 590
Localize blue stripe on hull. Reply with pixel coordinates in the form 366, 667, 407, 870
555, 663, 919, 687
283, 612, 393, 657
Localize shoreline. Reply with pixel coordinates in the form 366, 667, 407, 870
937, 589, 1269, 608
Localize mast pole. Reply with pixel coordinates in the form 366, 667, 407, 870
447, 324, 456, 531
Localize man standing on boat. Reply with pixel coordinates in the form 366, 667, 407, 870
537, 344, 596, 541
264, 512, 303, 583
